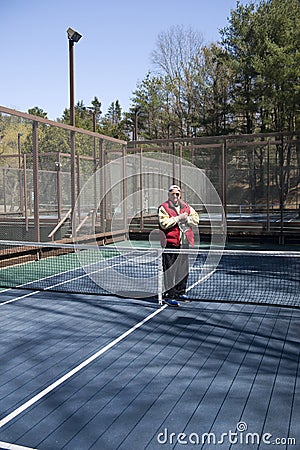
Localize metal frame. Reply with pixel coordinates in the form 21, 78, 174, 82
0, 105, 126, 242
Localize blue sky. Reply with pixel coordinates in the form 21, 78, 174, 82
0, 0, 251, 121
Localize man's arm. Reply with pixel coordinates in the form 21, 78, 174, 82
186, 205, 199, 227
158, 205, 178, 229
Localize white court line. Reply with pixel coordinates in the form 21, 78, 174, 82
0, 250, 152, 305
0, 253, 138, 307
186, 267, 217, 292
0, 291, 39, 307
0, 441, 36, 450
0, 303, 167, 429
0, 252, 127, 295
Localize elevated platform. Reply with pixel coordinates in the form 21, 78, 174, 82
129, 214, 300, 245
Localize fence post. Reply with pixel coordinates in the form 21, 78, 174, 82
23, 154, 29, 232
279, 134, 284, 244
122, 144, 128, 236
139, 147, 144, 231
172, 141, 176, 184
56, 152, 62, 221
222, 141, 227, 229
77, 154, 81, 221
266, 141, 270, 232
70, 130, 76, 221
32, 121, 40, 242
99, 139, 105, 232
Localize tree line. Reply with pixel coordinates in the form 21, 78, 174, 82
66, 0, 299, 141
130, 0, 300, 140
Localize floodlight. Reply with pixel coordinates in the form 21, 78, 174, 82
67, 27, 82, 43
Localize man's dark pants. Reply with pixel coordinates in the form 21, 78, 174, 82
162, 244, 189, 297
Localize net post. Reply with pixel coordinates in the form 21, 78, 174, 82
158, 250, 163, 305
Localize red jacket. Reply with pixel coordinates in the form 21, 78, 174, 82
159, 200, 195, 247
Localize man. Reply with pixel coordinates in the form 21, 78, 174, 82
158, 184, 199, 307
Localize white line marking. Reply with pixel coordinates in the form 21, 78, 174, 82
0, 304, 167, 428
0, 441, 37, 450
0, 255, 132, 306
0, 250, 148, 304
0, 291, 38, 306
187, 268, 217, 292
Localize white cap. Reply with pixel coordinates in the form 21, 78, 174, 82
168, 184, 181, 192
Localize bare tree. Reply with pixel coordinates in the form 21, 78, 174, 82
151, 25, 204, 137
151, 25, 203, 80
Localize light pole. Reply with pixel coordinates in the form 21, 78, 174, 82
67, 27, 82, 220
67, 27, 82, 126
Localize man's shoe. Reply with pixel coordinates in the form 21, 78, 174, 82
163, 298, 180, 307
177, 294, 192, 302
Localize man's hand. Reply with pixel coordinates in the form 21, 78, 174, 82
178, 212, 188, 222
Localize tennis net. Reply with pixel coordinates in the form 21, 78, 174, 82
0, 241, 299, 308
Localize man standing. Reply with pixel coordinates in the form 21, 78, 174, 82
158, 184, 199, 306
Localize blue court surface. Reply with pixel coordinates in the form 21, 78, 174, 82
0, 289, 299, 450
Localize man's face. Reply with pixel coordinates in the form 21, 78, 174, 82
169, 189, 181, 206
